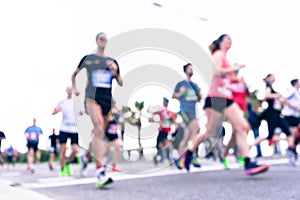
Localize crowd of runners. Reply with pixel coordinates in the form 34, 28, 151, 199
1, 32, 300, 188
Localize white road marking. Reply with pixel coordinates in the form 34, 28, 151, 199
0, 171, 21, 178
22, 158, 292, 189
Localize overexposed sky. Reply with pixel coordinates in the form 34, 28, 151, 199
0, 0, 299, 152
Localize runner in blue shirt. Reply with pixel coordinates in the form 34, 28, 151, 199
24, 118, 43, 174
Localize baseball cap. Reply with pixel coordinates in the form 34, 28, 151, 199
163, 97, 169, 103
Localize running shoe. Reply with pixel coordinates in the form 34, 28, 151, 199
59, 168, 67, 177
192, 156, 201, 168
173, 158, 183, 170
221, 158, 230, 170
26, 167, 35, 174
77, 155, 81, 166
268, 139, 275, 146
286, 148, 298, 167
184, 150, 193, 171
77, 155, 82, 175
111, 166, 120, 172
78, 155, 88, 176
96, 177, 114, 188
96, 168, 113, 188
236, 157, 245, 167
65, 163, 73, 176
244, 162, 269, 175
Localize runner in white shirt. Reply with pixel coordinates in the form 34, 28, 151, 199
282, 79, 300, 163
52, 87, 82, 177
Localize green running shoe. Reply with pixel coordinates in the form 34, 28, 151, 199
222, 158, 230, 169
237, 157, 245, 167
96, 177, 113, 188
65, 163, 73, 176
173, 158, 183, 170
192, 157, 201, 168
59, 168, 67, 177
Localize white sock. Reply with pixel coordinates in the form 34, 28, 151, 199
102, 156, 108, 166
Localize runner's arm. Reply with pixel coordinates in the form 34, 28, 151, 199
71, 68, 81, 96
172, 86, 186, 99
265, 87, 281, 99
109, 61, 123, 86
213, 52, 245, 75
52, 107, 60, 115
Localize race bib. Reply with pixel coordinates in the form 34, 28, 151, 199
107, 123, 118, 134
91, 69, 112, 88
185, 89, 198, 101
28, 132, 38, 140
64, 122, 76, 127
162, 119, 171, 128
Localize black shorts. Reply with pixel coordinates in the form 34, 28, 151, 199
105, 120, 119, 142
85, 98, 112, 116
156, 130, 169, 149
59, 131, 79, 145
284, 116, 300, 127
85, 90, 112, 116
203, 97, 234, 113
105, 133, 118, 142
27, 141, 39, 152
6, 155, 13, 163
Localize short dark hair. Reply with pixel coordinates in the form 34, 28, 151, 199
290, 79, 299, 86
95, 32, 106, 41
183, 63, 191, 73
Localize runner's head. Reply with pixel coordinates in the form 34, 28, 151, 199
209, 34, 231, 54
66, 86, 73, 94
96, 32, 108, 49
183, 63, 193, 77
290, 78, 300, 89
163, 97, 169, 107
263, 73, 275, 84
66, 87, 73, 98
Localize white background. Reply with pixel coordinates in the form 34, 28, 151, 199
0, 0, 298, 154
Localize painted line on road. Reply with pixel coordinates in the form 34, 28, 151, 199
23, 158, 292, 189
0, 171, 21, 178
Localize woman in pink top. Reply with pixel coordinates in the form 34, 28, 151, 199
182, 34, 269, 175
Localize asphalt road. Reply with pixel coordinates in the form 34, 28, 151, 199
1, 156, 299, 200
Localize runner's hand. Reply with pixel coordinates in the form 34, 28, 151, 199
177, 86, 186, 97
108, 61, 118, 77
74, 88, 80, 96
238, 64, 246, 69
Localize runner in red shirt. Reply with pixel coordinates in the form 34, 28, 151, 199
151, 97, 177, 165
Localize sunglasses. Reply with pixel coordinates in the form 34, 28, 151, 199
97, 36, 107, 41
